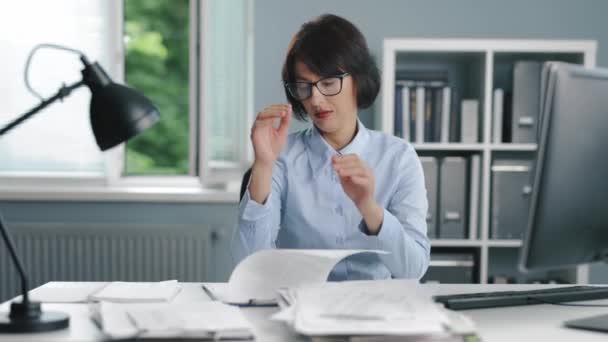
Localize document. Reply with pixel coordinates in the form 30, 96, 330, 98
271, 279, 476, 338
90, 301, 253, 340
89, 280, 181, 303
27, 281, 107, 303
202, 249, 387, 305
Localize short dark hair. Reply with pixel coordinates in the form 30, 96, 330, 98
282, 14, 381, 121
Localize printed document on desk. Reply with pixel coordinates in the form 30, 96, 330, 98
202, 249, 387, 306
27, 281, 108, 303
88, 280, 181, 303
90, 301, 253, 340
271, 279, 476, 337
27, 280, 181, 303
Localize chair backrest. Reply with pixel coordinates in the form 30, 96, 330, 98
239, 167, 253, 201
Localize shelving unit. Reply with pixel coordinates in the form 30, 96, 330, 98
380, 39, 597, 284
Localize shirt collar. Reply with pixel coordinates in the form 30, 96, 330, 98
306, 119, 370, 175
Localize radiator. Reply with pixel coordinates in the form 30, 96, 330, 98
0, 222, 225, 302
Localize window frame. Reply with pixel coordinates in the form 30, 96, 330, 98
0, 0, 251, 203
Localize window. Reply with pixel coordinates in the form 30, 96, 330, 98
124, 0, 190, 176
0, 0, 253, 197
200, 0, 253, 183
0, 0, 118, 176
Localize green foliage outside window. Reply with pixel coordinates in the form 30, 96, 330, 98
124, 0, 189, 175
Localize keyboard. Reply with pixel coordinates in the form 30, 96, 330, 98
434, 286, 608, 310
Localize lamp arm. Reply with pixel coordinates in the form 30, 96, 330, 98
0, 80, 85, 136
0, 214, 30, 302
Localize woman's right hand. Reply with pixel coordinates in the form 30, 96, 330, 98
250, 104, 292, 167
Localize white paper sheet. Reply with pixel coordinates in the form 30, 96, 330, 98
204, 249, 387, 305
89, 280, 181, 303
27, 281, 108, 303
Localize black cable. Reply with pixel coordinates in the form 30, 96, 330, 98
23, 44, 86, 100
528, 296, 608, 307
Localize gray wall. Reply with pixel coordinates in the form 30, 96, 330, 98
2, 0, 608, 282
255, 0, 608, 131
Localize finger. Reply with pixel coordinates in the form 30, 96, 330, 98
256, 111, 284, 120
337, 167, 368, 178
332, 159, 361, 170
262, 104, 291, 111
348, 175, 368, 186
332, 154, 362, 165
277, 104, 292, 136
333, 160, 367, 174
259, 104, 291, 116
333, 153, 359, 160
256, 104, 290, 118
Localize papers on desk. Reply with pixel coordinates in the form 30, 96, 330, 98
28, 280, 181, 303
202, 249, 387, 306
89, 280, 181, 303
90, 301, 253, 340
27, 282, 107, 303
271, 279, 476, 339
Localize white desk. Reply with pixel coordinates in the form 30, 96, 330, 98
1, 283, 608, 341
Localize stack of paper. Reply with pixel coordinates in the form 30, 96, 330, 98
89, 280, 181, 303
90, 301, 253, 340
271, 279, 476, 339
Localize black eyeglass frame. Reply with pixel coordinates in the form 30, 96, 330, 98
284, 72, 350, 101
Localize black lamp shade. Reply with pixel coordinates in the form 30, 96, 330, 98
89, 82, 160, 151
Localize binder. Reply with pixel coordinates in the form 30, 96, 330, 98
449, 88, 461, 142
440, 87, 451, 143
394, 84, 403, 138
409, 86, 417, 140
439, 157, 467, 239
512, 61, 542, 143
416, 86, 425, 143
492, 89, 504, 143
501, 91, 513, 143
420, 157, 438, 239
490, 159, 534, 239
431, 87, 443, 142
401, 86, 411, 141
468, 155, 480, 240
460, 99, 479, 143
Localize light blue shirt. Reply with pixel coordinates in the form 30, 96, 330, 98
231, 120, 430, 280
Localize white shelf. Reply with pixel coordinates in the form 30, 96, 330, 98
487, 240, 523, 247
431, 239, 482, 247
381, 38, 596, 284
413, 143, 484, 151
491, 144, 537, 151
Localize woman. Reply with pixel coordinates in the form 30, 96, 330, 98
231, 14, 429, 280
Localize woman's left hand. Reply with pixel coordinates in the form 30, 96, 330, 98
332, 154, 375, 209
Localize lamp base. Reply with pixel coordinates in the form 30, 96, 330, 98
0, 301, 69, 333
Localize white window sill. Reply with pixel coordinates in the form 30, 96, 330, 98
0, 184, 241, 203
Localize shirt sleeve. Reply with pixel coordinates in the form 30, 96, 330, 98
230, 159, 285, 267
360, 145, 431, 279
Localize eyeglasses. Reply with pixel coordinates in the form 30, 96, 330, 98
284, 73, 349, 101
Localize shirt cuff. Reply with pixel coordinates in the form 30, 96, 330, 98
240, 189, 273, 221
359, 208, 400, 245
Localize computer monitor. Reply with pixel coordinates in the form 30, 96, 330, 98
520, 62, 608, 273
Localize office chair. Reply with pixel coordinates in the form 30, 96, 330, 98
239, 167, 253, 201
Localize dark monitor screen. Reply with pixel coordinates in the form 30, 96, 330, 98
520, 62, 608, 272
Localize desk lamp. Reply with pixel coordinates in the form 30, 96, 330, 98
0, 43, 160, 332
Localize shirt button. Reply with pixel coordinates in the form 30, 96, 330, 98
335, 205, 343, 216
